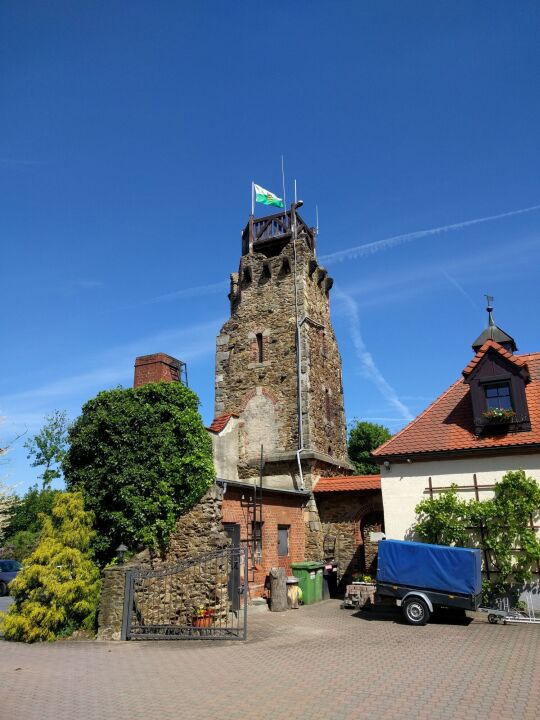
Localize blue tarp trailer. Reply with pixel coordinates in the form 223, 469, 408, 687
376, 540, 483, 625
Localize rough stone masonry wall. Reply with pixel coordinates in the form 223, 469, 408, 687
214, 242, 299, 455
214, 233, 348, 469
314, 490, 383, 583
301, 461, 347, 561
97, 485, 230, 640
301, 250, 348, 462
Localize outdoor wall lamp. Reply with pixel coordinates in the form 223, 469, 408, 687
116, 543, 128, 565
383, 460, 391, 471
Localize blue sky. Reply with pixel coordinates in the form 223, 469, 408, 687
2, 2, 539, 492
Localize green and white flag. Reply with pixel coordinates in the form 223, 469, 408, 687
254, 183, 284, 208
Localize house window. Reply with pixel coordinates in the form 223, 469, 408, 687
256, 333, 264, 363
252, 521, 263, 563
484, 383, 512, 411
277, 525, 289, 556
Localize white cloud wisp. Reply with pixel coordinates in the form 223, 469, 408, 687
335, 288, 413, 423
320, 203, 540, 265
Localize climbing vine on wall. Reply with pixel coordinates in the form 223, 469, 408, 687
414, 470, 540, 594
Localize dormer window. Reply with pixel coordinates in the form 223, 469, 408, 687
484, 383, 512, 411
463, 325, 531, 435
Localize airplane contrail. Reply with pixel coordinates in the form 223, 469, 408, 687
334, 288, 413, 423
320, 203, 540, 265
136, 202, 540, 307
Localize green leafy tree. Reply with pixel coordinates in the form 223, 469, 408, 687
24, 410, 70, 489
414, 485, 472, 547
481, 470, 540, 588
0, 422, 26, 540
348, 421, 391, 474
63, 381, 215, 563
1, 492, 101, 643
0, 479, 17, 539
1, 486, 60, 561
413, 470, 540, 595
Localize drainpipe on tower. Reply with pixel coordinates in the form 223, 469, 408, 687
292, 192, 305, 491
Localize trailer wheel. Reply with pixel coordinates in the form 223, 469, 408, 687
402, 597, 430, 626
488, 614, 499, 625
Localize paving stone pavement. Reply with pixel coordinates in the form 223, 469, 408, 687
1, 600, 539, 720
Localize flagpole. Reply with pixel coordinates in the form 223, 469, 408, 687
251, 181, 254, 216
281, 156, 286, 213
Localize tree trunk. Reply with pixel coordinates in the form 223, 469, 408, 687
269, 567, 288, 612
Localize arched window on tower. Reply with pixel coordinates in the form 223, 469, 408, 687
242, 266, 252, 285
256, 333, 264, 363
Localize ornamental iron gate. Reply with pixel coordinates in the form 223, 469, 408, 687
121, 547, 248, 640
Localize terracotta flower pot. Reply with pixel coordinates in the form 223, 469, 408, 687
193, 614, 213, 627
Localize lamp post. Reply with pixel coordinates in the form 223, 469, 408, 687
116, 543, 128, 565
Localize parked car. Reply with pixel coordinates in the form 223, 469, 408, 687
0, 559, 22, 595
376, 539, 482, 625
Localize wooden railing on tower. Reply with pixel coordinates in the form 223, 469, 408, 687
242, 209, 315, 255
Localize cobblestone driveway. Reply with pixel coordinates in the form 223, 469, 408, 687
1, 600, 539, 720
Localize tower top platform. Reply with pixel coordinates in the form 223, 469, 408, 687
241, 208, 316, 257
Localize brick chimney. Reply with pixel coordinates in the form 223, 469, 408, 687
134, 353, 181, 388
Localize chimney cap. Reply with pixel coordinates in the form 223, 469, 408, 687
134, 353, 181, 369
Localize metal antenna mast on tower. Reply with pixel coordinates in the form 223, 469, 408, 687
281, 156, 286, 211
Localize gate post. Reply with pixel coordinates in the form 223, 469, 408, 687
120, 569, 134, 641
243, 547, 248, 640
97, 565, 130, 641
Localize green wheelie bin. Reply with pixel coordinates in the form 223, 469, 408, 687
290, 561, 324, 605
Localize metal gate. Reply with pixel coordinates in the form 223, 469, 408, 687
121, 547, 248, 640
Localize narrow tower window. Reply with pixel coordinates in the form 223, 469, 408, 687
256, 333, 264, 363
325, 387, 332, 422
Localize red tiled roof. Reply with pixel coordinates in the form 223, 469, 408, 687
314, 475, 381, 492
373, 350, 540, 459
462, 339, 528, 377
207, 413, 238, 434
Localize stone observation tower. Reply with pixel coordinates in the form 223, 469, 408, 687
211, 203, 354, 561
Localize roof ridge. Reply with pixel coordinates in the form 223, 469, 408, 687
207, 412, 239, 433
463, 339, 528, 377
372, 378, 464, 456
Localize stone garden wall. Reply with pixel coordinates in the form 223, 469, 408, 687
97, 484, 230, 640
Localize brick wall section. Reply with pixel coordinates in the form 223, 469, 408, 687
222, 488, 305, 597
315, 490, 383, 584
134, 353, 181, 388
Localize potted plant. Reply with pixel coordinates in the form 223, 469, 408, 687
352, 574, 373, 585
482, 408, 515, 424
192, 606, 215, 628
